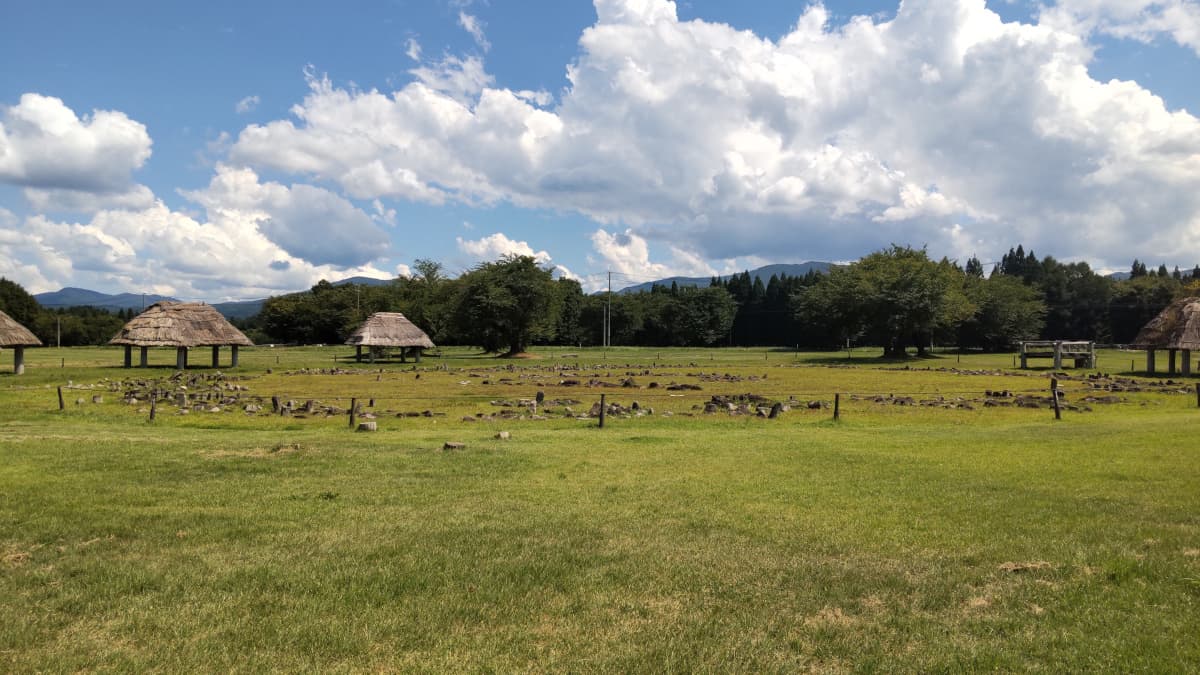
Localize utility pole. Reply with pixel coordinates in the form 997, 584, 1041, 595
606, 270, 612, 348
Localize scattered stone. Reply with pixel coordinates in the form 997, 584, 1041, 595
356, 421, 377, 432
443, 442, 465, 451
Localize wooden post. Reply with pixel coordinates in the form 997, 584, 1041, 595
1183, 349, 1192, 376
212, 345, 220, 368
1053, 341, 1063, 370
123, 345, 132, 368
139, 346, 148, 367
1168, 349, 1177, 376
1195, 383, 1199, 408
176, 347, 187, 371
150, 393, 157, 422
355, 345, 362, 363
834, 393, 841, 421
1051, 378, 1061, 421
58, 386, 65, 411
1019, 343, 1027, 369
1146, 349, 1156, 375
13, 346, 24, 375
349, 397, 357, 429
599, 394, 606, 428
415, 348, 422, 363
231, 345, 239, 367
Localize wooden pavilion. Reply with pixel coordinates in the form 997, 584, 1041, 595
0, 309, 42, 375
345, 312, 434, 363
109, 301, 253, 370
1131, 297, 1200, 376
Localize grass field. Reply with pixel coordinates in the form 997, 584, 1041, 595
2, 345, 1199, 671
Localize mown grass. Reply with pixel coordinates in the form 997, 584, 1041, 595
1, 345, 1198, 671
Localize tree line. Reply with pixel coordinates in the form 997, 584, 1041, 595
0, 278, 133, 347
4, 244, 1199, 354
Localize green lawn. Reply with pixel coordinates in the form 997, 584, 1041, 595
2, 346, 1198, 671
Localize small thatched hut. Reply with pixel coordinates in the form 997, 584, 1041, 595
0, 309, 42, 375
109, 301, 253, 369
1131, 297, 1200, 376
345, 312, 434, 363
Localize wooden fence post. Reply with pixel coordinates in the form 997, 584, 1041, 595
57, 386, 65, 411
1051, 378, 1061, 421
599, 394, 606, 429
834, 393, 841, 421
1195, 383, 1199, 409
150, 393, 157, 422
349, 397, 357, 429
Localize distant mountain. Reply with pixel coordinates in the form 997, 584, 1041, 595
332, 276, 394, 287
34, 275, 396, 320
35, 287, 177, 311
616, 262, 834, 294
211, 299, 266, 319
1106, 271, 1132, 281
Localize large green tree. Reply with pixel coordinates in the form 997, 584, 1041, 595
957, 275, 1046, 351
0, 277, 40, 326
450, 255, 561, 355
794, 246, 971, 356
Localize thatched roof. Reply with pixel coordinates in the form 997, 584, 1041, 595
109, 302, 253, 348
0, 309, 41, 347
1132, 297, 1200, 350
345, 312, 435, 349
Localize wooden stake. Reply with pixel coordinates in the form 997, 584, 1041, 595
349, 397, 357, 429
1195, 383, 1199, 409
1051, 378, 1061, 421
150, 393, 157, 422
599, 394, 606, 429
57, 386, 64, 411
834, 393, 841, 421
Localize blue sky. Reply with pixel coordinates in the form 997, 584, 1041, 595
2, 0, 1200, 299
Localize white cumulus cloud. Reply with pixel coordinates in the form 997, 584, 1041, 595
456, 231, 552, 264
1040, 0, 1200, 55
0, 93, 151, 195
181, 164, 391, 268
213, 0, 1200, 269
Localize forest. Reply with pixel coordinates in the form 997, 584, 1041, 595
3, 246, 1199, 353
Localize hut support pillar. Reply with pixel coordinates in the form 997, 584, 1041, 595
212, 346, 220, 368
123, 345, 132, 368
415, 348, 422, 363
176, 347, 188, 371
139, 347, 148, 368
231, 346, 239, 367
355, 345, 362, 363
13, 346, 25, 375
369, 347, 376, 364
1183, 350, 1192, 376
399, 348, 406, 364
1146, 349, 1156, 375
1053, 341, 1063, 370
1169, 349, 1178, 376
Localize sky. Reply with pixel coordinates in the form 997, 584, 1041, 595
2, 0, 1200, 299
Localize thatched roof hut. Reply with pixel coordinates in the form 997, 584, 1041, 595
109, 302, 252, 369
1131, 297, 1200, 375
345, 312, 434, 362
0, 309, 41, 347
0, 309, 41, 375
1132, 297, 1200, 350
